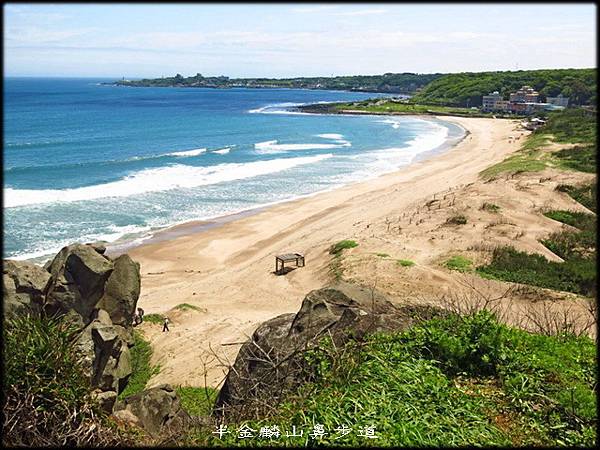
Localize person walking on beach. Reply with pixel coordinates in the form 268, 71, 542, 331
162, 317, 170, 332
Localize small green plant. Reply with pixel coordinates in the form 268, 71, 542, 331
446, 214, 468, 225
119, 330, 160, 399
175, 386, 219, 416
397, 259, 415, 267
481, 202, 501, 213
329, 240, 358, 255
445, 255, 473, 272
376, 252, 390, 258
143, 314, 163, 325
175, 303, 202, 312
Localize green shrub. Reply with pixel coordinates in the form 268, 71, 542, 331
329, 239, 358, 255
476, 246, 595, 297
143, 313, 164, 325
481, 202, 501, 213
445, 255, 473, 272
175, 386, 219, 416
397, 259, 415, 267
119, 330, 160, 399
446, 214, 468, 225
376, 252, 390, 258
554, 144, 596, 173
556, 183, 596, 212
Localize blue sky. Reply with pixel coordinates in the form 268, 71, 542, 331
3, 3, 596, 78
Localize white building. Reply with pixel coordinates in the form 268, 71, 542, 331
546, 94, 569, 107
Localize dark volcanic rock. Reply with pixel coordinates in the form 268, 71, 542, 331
3, 260, 51, 317
113, 384, 190, 434
214, 281, 445, 418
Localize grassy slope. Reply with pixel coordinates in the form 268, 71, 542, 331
185, 311, 596, 447
477, 108, 596, 297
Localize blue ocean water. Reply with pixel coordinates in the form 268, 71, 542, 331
3, 78, 464, 261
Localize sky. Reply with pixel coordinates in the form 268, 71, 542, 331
3, 3, 597, 78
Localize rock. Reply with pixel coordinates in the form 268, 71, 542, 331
93, 389, 118, 414
3, 259, 50, 317
75, 309, 132, 394
45, 244, 114, 323
85, 241, 108, 255
214, 281, 446, 417
113, 384, 190, 434
97, 254, 140, 328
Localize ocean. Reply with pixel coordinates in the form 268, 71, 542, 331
3, 78, 465, 262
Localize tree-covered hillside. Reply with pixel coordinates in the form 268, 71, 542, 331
113, 72, 443, 94
412, 68, 596, 107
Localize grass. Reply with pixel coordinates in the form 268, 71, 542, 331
445, 255, 473, 272
330, 100, 510, 118
481, 202, 501, 213
175, 386, 219, 417
481, 108, 596, 179
143, 313, 164, 325
397, 259, 415, 267
175, 303, 202, 312
184, 311, 596, 447
446, 214, 468, 225
329, 239, 359, 255
556, 183, 596, 212
3, 315, 134, 446
118, 330, 160, 399
375, 252, 390, 258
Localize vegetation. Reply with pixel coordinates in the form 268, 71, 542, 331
556, 183, 596, 212
3, 315, 133, 446
482, 108, 597, 179
375, 252, 390, 258
114, 72, 443, 94
445, 255, 473, 272
411, 68, 596, 107
397, 259, 415, 267
481, 202, 501, 213
119, 330, 160, 399
175, 386, 219, 417
175, 303, 202, 312
143, 313, 164, 325
187, 311, 595, 446
329, 239, 359, 255
446, 214, 468, 225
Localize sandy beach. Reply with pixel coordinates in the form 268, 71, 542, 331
128, 115, 594, 389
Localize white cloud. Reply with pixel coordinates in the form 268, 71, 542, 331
334, 9, 388, 17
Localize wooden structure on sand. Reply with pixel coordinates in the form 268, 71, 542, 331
275, 253, 305, 275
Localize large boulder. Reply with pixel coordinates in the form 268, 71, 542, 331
214, 282, 445, 418
76, 309, 132, 397
44, 244, 114, 324
3, 260, 50, 317
96, 254, 140, 328
113, 384, 190, 434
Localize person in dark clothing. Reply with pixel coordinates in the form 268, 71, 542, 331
137, 307, 145, 323
162, 317, 170, 332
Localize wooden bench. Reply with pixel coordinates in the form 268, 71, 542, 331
275, 253, 305, 275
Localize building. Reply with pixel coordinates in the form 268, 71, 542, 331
547, 94, 569, 107
509, 85, 539, 103
482, 91, 502, 112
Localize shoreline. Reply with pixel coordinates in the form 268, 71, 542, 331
106, 114, 467, 258
126, 115, 526, 388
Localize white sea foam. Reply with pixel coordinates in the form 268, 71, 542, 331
166, 148, 207, 157
377, 119, 401, 129
212, 147, 230, 154
4, 154, 334, 208
316, 133, 352, 147
254, 139, 348, 154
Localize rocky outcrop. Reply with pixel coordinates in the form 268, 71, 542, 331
97, 254, 140, 328
3, 243, 142, 413
113, 385, 190, 434
214, 281, 445, 417
3, 260, 51, 317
